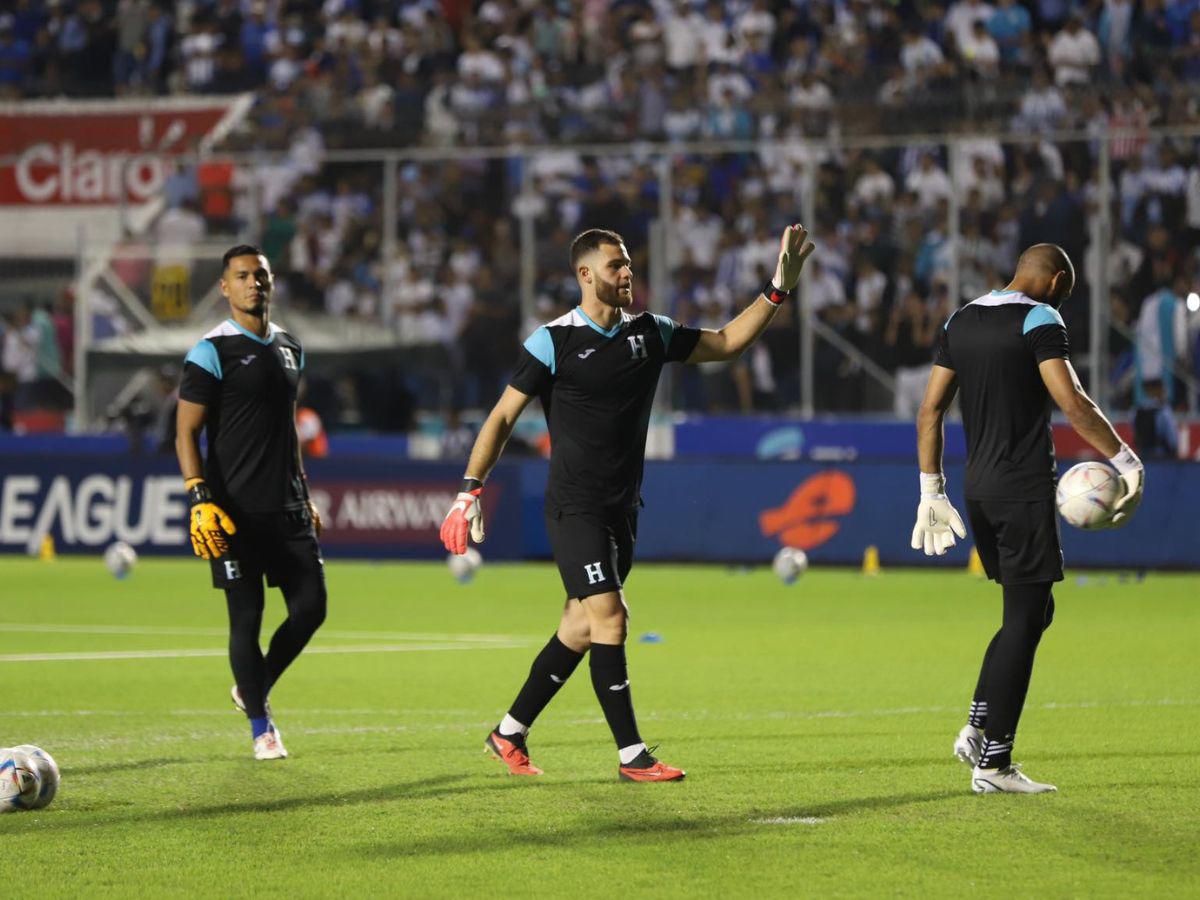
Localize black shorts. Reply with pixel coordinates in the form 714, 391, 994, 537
966, 498, 1063, 586
545, 507, 637, 600
209, 507, 324, 590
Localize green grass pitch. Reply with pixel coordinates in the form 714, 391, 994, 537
1, 557, 1198, 896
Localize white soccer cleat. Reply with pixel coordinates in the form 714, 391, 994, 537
954, 724, 983, 766
253, 726, 288, 761
232, 685, 271, 717
972, 764, 1056, 794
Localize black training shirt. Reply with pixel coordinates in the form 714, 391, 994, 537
510, 307, 701, 513
934, 290, 1070, 501
179, 318, 306, 514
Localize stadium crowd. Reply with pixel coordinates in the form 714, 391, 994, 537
1, 0, 1199, 436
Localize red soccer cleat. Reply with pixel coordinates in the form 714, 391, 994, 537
618, 748, 686, 782
484, 730, 543, 776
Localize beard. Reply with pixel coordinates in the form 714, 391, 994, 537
596, 278, 632, 308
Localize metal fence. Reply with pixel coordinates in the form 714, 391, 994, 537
50, 125, 1200, 429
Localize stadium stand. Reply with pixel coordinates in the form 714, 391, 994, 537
0, 0, 1198, 431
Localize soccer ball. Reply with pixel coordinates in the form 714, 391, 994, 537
12, 745, 59, 810
104, 541, 138, 579
772, 546, 809, 584
1056, 461, 1120, 530
447, 547, 483, 584
0, 748, 43, 813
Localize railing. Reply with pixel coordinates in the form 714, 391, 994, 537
42, 124, 1200, 428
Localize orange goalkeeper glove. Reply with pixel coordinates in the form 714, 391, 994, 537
187, 480, 237, 559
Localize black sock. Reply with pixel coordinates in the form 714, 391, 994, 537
506, 634, 585, 731
263, 575, 327, 691
225, 581, 268, 719
969, 630, 1001, 728
980, 582, 1055, 768
589, 642, 641, 750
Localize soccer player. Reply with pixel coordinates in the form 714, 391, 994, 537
175, 245, 327, 761
911, 243, 1144, 793
441, 225, 815, 781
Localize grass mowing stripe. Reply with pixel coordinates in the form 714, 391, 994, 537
0, 641, 535, 662
0, 623, 538, 643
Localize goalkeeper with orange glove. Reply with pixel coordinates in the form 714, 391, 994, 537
175, 245, 327, 761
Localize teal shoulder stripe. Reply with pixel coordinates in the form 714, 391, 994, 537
1023, 304, 1064, 334
184, 339, 221, 379
943, 308, 960, 332
523, 326, 555, 374
651, 313, 676, 352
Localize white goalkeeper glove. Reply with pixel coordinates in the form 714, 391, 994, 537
771, 223, 816, 293
911, 472, 967, 557
1107, 445, 1144, 527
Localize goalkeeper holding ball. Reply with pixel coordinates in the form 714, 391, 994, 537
442, 225, 814, 781
911, 243, 1144, 794
175, 245, 326, 761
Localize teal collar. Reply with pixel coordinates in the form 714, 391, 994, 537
227, 318, 275, 345
576, 306, 623, 338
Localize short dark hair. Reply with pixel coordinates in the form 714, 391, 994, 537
569, 229, 625, 270
222, 244, 266, 270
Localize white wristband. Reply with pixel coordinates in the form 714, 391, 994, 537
919, 471, 946, 496
1108, 444, 1142, 474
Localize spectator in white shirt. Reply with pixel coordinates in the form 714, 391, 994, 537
960, 21, 1000, 78
1048, 15, 1100, 86
789, 71, 833, 113
457, 33, 506, 82
900, 27, 946, 80
945, 0, 995, 52
699, 1, 738, 65
906, 154, 954, 210
736, 0, 776, 45
662, 0, 705, 70
852, 156, 896, 210
1014, 68, 1066, 133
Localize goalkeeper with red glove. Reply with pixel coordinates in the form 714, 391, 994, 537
176, 245, 326, 761
441, 224, 815, 782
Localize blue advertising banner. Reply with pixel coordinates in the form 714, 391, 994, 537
0, 456, 522, 560
632, 460, 1199, 570
671, 417, 969, 462
0, 448, 1195, 569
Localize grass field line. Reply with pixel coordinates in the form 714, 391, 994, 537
17, 697, 1196, 751
0, 623, 539, 643
0, 641, 536, 663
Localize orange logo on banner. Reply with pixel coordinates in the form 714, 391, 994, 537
758, 471, 857, 550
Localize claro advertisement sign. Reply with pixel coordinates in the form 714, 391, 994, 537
0, 96, 251, 256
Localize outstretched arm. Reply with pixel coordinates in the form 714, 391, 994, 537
687, 224, 815, 364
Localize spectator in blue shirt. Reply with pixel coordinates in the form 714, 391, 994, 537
0, 20, 32, 95
988, 0, 1032, 63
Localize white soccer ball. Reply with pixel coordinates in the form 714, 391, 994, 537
0, 748, 43, 813
103, 541, 138, 579
12, 745, 59, 810
1056, 461, 1121, 530
772, 546, 809, 584
447, 547, 483, 584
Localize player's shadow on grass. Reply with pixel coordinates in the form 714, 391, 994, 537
355, 789, 963, 860
67, 756, 243, 777
39, 774, 476, 831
